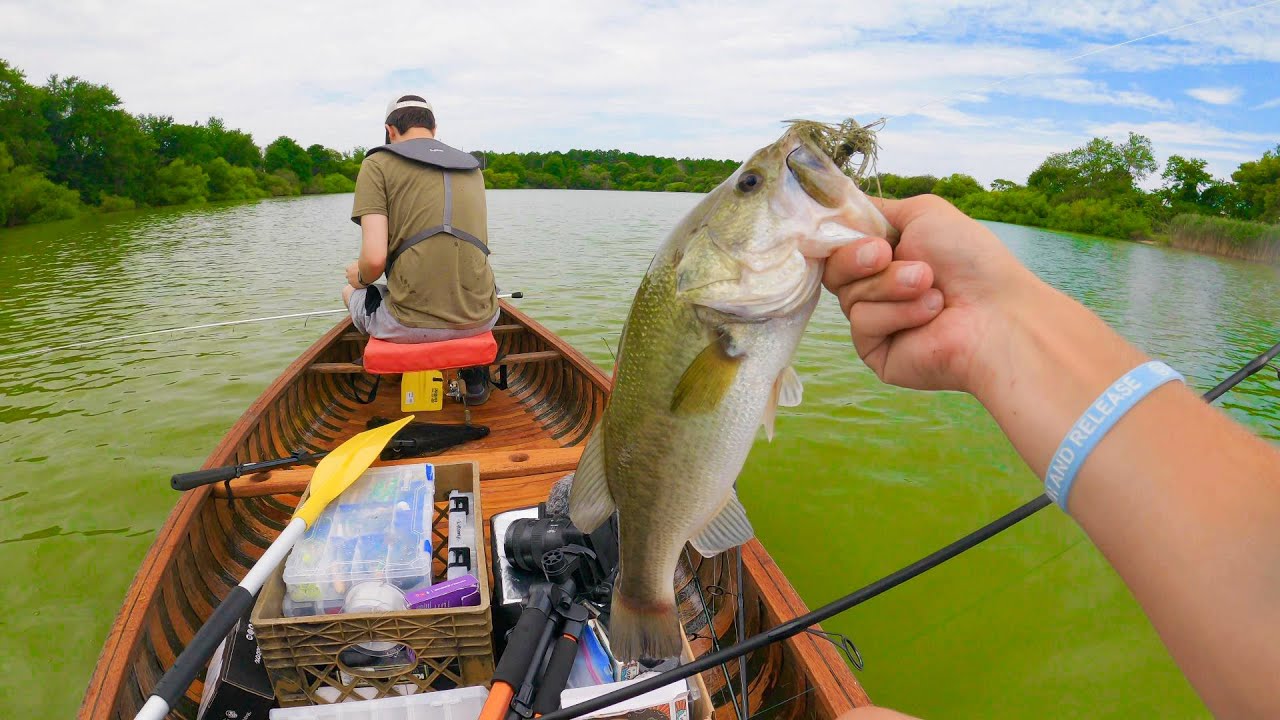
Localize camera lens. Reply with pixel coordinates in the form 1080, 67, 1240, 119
503, 517, 584, 573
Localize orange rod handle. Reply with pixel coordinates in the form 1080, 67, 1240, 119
480, 682, 515, 720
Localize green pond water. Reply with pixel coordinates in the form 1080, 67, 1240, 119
1, 191, 1277, 718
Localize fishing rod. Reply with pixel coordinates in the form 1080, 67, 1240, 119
1204, 340, 1280, 402
539, 339, 1280, 720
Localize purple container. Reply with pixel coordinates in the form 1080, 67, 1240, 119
404, 575, 481, 610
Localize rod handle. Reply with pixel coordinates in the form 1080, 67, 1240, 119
531, 634, 580, 714
136, 586, 255, 719
170, 465, 240, 491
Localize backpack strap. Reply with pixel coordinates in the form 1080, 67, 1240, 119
385, 172, 489, 273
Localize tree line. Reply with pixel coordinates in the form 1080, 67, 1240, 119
479, 150, 739, 193
0, 59, 360, 227
5, 57, 1277, 251
875, 133, 1280, 244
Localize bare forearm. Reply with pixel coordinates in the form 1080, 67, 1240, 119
973, 274, 1280, 717
358, 214, 389, 283
357, 255, 384, 284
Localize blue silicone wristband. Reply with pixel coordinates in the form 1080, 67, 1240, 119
1045, 360, 1184, 511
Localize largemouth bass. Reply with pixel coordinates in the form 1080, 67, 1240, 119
569, 125, 897, 661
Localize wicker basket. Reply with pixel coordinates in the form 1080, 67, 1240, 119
251, 461, 494, 706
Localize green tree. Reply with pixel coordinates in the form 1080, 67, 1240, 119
307, 143, 342, 177
207, 117, 260, 167
1231, 146, 1280, 222
40, 74, 156, 203
1160, 155, 1214, 214
264, 136, 312, 179
483, 168, 520, 189
931, 173, 983, 202
0, 60, 54, 168
1028, 134, 1156, 203
990, 178, 1019, 192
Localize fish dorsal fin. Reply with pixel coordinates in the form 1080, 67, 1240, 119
762, 366, 803, 441
568, 426, 615, 533
690, 491, 755, 558
671, 335, 743, 415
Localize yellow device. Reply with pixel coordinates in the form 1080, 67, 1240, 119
401, 370, 444, 411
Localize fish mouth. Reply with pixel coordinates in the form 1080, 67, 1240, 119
786, 144, 845, 209
784, 141, 895, 256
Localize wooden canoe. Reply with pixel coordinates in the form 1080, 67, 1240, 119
80, 302, 870, 719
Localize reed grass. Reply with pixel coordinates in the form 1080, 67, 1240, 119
1165, 214, 1280, 263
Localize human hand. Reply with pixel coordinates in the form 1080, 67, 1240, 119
823, 194, 1036, 395
345, 260, 363, 289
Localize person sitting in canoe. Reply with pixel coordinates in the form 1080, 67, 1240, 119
344, 94, 498, 403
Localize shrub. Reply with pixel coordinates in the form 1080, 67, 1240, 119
956, 189, 1050, 227
98, 194, 136, 212
1046, 198, 1153, 239
261, 169, 301, 196
0, 160, 81, 226
205, 157, 266, 201
151, 158, 209, 205
321, 173, 355, 193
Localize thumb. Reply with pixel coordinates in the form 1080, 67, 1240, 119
869, 195, 957, 235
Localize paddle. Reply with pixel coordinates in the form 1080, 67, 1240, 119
133, 415, 415, 720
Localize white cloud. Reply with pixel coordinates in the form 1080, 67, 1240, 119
1008, 78, 1172, 111
1186, 86, 1243, 105
1256, 97, 1280, 110
0, 0, 1275, 184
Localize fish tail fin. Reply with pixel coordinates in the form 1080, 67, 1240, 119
608, 583, 682, 662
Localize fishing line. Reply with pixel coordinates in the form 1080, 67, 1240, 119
0, 293, 524, 364
0, 309, 349, 364
539, 339, 1279, 720
681, 549, 744, 720
886, 0, 1280, 123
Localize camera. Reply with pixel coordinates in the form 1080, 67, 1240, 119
504, 516, 587, 573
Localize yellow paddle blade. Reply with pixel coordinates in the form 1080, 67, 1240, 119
293, 415, 415, 527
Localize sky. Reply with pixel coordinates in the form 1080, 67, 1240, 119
2, 0, 1279, 186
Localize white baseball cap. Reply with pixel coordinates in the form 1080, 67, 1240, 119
385, 96, 433, 122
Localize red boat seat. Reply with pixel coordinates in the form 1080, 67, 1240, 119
363, 332, 499, 375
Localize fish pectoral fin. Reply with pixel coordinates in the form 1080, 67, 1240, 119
671, 335, 743, 415
568, 427, 616, 533
762, 366, 803, 441
775, 366, 803, 407
690, 492, 755, 558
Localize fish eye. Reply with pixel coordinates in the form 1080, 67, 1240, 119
736, 171, 763, 194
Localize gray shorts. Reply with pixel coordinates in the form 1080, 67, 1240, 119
347, 284, 499, 343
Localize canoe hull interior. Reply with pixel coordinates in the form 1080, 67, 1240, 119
79, 303, 869, 719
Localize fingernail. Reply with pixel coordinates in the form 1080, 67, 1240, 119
899, 264, 923, 287
925, 292, 942, 311
856, 242, 879, 268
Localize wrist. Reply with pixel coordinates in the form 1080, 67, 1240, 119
967, 272, 1149, 478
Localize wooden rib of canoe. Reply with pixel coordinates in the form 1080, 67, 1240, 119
79, 301, 870, 720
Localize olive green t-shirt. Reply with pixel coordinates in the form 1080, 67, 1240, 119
351, 151, 497, 329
